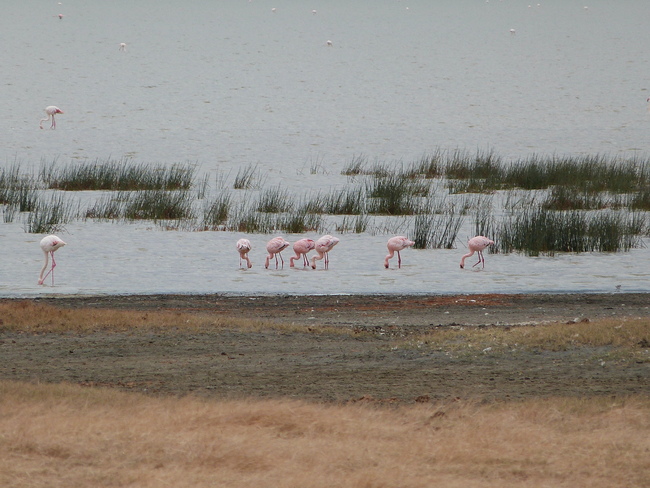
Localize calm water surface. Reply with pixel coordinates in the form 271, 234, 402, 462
1, 0, 649, 296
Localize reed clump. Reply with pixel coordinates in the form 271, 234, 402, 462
25, 193, 78, 234
233, 163, 261, 190
41, 159, 196, 191
496, 208, 644, 255
201, 193, 232, 230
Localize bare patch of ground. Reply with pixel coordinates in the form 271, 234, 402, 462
1, 293, 648, 403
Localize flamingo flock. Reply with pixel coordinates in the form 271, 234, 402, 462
36, 234, 495, 286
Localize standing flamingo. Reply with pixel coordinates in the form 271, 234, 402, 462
384, 236, 415, 269
289, 238, 315, 267
40, 106, 63, 129
460, 236, 495, 269
236, 238, 253, 269
38, 235, 66, 285
265, 236, 290, 269
311, 235, 339, 269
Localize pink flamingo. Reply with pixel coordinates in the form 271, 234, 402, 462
460, 236, 495, 269
236, 238, 252, 269
289, 238, 315, 267
311, 235, 339, 269
384, 236, 415, 269
38, 235, 66, 285
265, 236, 290, 269
40, 106, 63, 129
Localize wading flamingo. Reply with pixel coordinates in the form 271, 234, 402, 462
384, 236, 415, 269
38, 235, 66, 285
236, 238, 252, 269
311, 235, 339, 269
460, 236, 494, 269
40, 106, 63, 129
289, 238, 315, 267
265, 236, 290, 269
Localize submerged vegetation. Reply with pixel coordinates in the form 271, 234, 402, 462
1, 151, 648, 253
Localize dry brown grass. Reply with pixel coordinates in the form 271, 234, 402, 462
1, 380, 649, 488
405, 317, 650, 360
0, 301, 321, 335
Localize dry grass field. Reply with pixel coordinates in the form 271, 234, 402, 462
1, 295, 649, 487
1, 382, 649, 488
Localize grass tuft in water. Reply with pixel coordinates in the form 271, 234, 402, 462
202, 193, 232, 230
41, 159, 196, 191
496, 208, 644, 255
25, 193, 77, 234
233, 163, 261, 190
255, 186, 294, 213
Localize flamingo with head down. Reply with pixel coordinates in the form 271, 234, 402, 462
38, 235, 66, 285
40, 106, 63, 129
384, 236, 415, 269
236, 238, 253, 269
290, 238, 315, 267
265, 236, 290, 269
460, 236, 494, 269
311, 235, 339, 269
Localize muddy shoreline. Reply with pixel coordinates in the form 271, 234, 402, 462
2, 293, 648, 403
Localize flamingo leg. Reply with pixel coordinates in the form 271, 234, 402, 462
278, 252, 284, 268
397, 251, 402, 268
40, 252, 57, 285
303, 253, 309, 267
472, 251, 484, 268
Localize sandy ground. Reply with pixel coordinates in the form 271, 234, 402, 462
1, 293, 648, 403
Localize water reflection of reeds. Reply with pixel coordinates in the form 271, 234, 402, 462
2, 152, 648, 254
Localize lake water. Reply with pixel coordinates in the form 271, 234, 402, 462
1, 0, 649, 297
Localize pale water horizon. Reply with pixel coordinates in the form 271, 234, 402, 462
1, 0, 649, 297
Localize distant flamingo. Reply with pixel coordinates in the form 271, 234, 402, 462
290, 238, 315, 268
119, 42, 127, 51
384, 236, 415, 269
311, 235, 339, 270
236, 238, 253, 269
460, 236, 494, 269
265, 236, 290, 269
38, 235, 66, 285
40, 106, 63, 129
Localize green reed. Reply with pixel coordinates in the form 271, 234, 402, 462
323, 187, 366, 215
336, 214, 369, 233
541, 186, 607, 211
233, 163, 261, 190
366, 174, 429, 215
275, 210, 323, 234
25, 193, 78, 234
412, 210, 465, 249
255, 186, 294, 213
496, 207, 644, 256
41, 159, 195, 191
201, 193, 232, 230
405, 150, 445, 179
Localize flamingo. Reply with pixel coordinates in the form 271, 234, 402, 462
384, 236, 415, 269
290, 238, 315, 268
311, 235, 339, 270
460, 236, 495, 269
40, 106, 63, 129
119, 42, 127, 51
38, 235, 66, 285
265, 236, 290, 269
236, 238, 253, 269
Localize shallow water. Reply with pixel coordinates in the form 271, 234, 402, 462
1, 0, 649, 297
